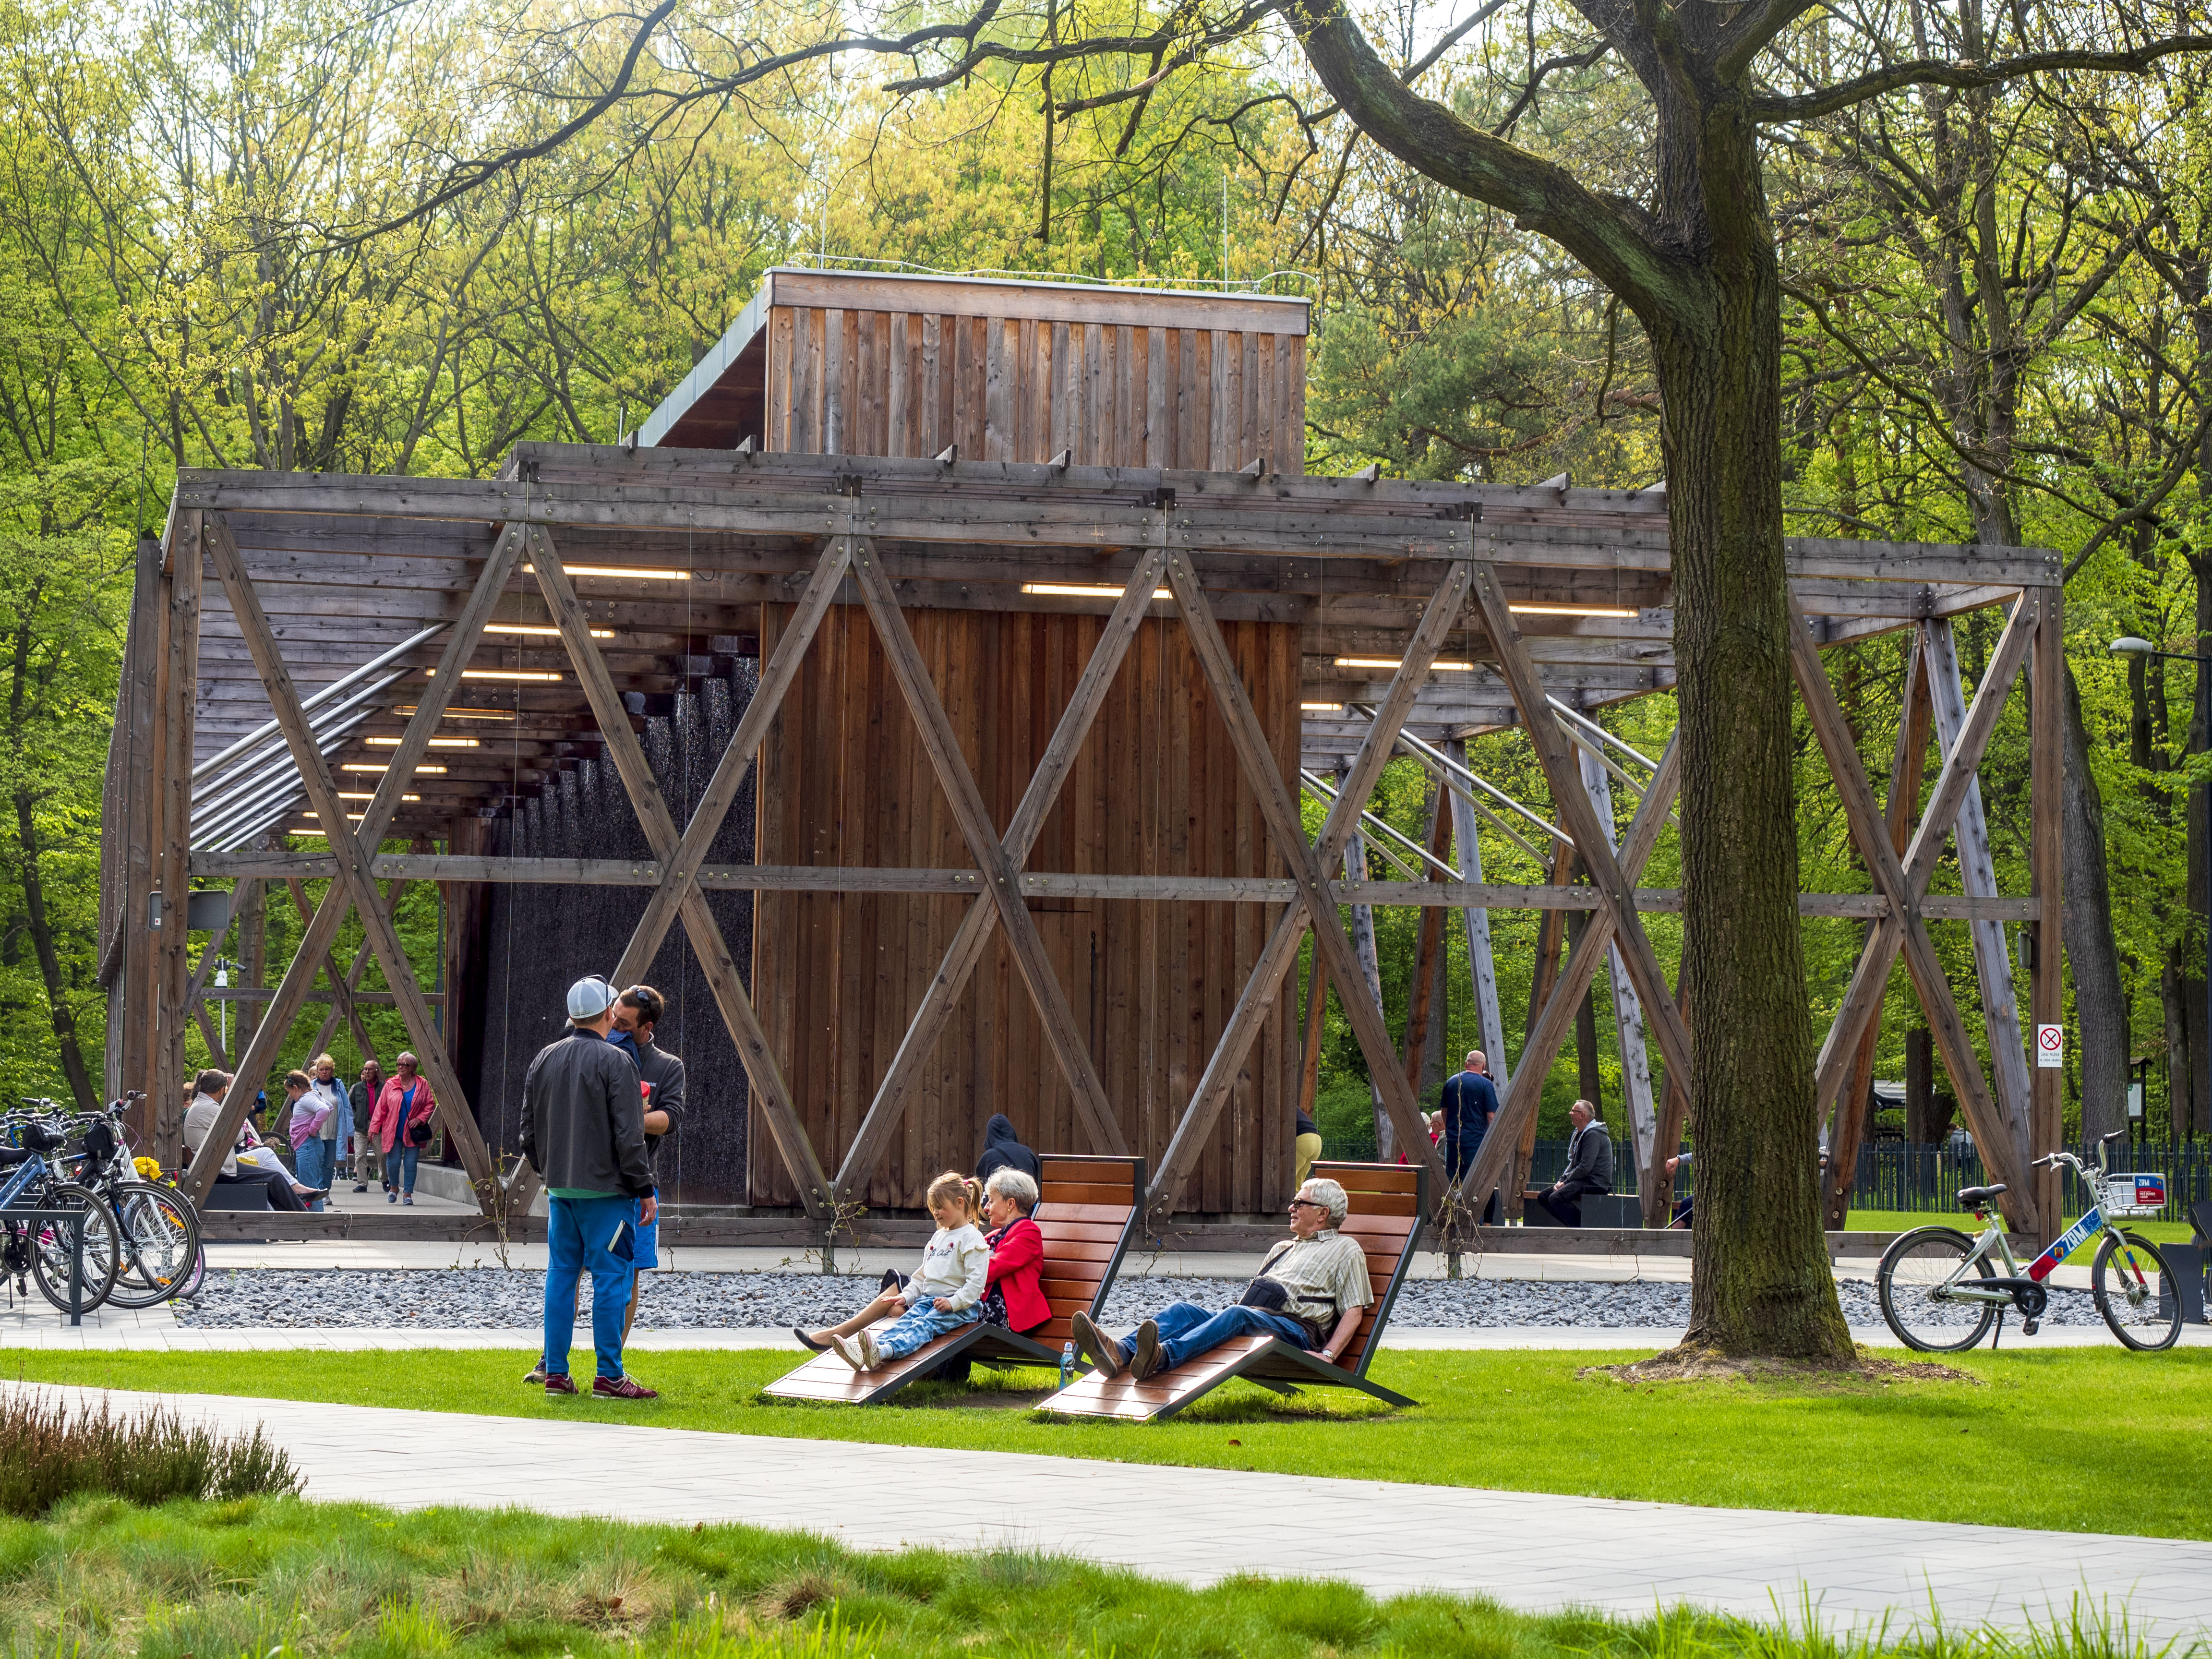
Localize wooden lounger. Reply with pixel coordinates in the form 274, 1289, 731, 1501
1036, 1161, 1424, 1423
759, 1154, 1147, 1406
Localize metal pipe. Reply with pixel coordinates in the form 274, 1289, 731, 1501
1548, 697, 1661, 771
1362, 712, 1575, 849
1300, 770, 1456, 880
1384, 739, 1550, 870
191, 625, 445, 781
192, 673, 407, 806
192, 709, 377, 830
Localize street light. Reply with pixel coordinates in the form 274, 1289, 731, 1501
2110, 635, 2206, 1142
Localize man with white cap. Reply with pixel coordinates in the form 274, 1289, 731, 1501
1070, 1176, 1372, 1382
520, 973, 660, 1399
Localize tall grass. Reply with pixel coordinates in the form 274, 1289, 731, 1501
0, 1391, 298, 1516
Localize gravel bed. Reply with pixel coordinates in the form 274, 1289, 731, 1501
172, 1267, 2104, 1330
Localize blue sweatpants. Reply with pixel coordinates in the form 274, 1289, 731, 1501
543, 1193, 636, 1381
874, 1299, 980, 1360
1136, 1300, 1313, 1371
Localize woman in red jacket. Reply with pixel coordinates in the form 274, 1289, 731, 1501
928, 1166, 1049, 1385
367, 1051, 437, 1206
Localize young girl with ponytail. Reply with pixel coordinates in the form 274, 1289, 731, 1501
805, 1172, 991, 1371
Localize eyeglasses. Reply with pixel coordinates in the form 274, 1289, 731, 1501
1288, 1198, 1327, 1211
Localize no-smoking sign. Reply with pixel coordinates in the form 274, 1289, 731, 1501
2035, 1023, 2064, 1069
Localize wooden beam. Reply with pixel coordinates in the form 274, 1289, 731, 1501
1344, 793, 1392, 1157
286, 878, 380, 1063
1457, 734, 1682, 1217
610, 536, 853, 985
1921, 618, 2032, 1151
1447, 739, 1511, 1091
1398, 792, 1454, 1105
1297, 947, 1326, 1126
849, 537, 1129, 1157
304, 880, 413, 1064
119, 532, 163, 1143
154, 511, 203, 1148
1467, 560, 1694, 1087
2028, 586, 2064, 1243
179, 518, 521, 1210
1147, 553, 1466, 1213
1580, 746, 1658, 1193
832, 540, 1173, 1201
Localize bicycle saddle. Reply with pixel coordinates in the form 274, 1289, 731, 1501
0, 1145, 28, 1168
1957, 1183, 2006, 1206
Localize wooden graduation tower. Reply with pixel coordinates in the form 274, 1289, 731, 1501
100, 266, 2071, 1242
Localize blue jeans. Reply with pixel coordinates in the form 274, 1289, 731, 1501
1136, 1301, 1312, 1371
293, 1139, 330, 1207
384, 1142, 418, 1193
543, 1193, 636, 1380
874, 1299, 980, 1360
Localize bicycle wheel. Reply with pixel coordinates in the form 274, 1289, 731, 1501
2092, 1230, 2181, 1352
1877, 1226, 1998, 1352
27, 1184, 120, 1312
103, 1183, 201, 1308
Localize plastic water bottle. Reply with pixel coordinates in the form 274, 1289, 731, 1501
1059, 1341, 1076, 1389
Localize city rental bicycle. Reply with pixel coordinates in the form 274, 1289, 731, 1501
0, 1110, 120, 1312
1876, 1130, 2181, 1353
60, 1097, 203, 1308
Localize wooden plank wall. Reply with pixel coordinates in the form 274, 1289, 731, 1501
765, 308, 1308, 472
752, 601, 1301, 1215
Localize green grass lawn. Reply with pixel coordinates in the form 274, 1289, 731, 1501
1840, 1211, 2194, 1265
0, 1490, 2144, 1659
10, 1344, 2209, 1540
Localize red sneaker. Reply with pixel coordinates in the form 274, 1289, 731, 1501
592, 1374, 658, 1400
544, 1373, 578, 1395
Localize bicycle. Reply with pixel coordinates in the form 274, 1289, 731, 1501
60, 1096, 203, 1309
1876, 1129, 2182, 1353
0, 1108, 121, 1313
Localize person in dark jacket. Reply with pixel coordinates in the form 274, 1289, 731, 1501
520, 974, 658, 1400
611, 983, 685, 1342
974, 1114, 1040, 1186
1532, 1098, 1613, 1226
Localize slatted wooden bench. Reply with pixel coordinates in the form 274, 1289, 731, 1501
1035, 1161, 1424, 1422
759, 1154, 1147, 1406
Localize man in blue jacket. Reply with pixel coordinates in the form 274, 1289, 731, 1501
1440, 1050, 1501, 1224
521, 974, 659, 1399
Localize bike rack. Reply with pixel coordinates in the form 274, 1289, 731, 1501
2, 1206, 90, 1326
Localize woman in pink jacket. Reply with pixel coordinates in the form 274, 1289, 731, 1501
368, 1052, 436, 1205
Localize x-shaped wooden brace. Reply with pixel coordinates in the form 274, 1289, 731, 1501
527, 525, 839, 1218
833, 536, 1172, 1202
1143, 553, 1467, 1218
1455, 732, 1682, 1218
846, 535, 1136, 1175
1791, 592, 2040, 1230
182, 512, 518, 1210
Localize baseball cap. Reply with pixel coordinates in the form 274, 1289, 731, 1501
566, 974, 617, 1020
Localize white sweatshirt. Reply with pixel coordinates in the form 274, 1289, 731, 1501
906, 1222, 990, 1311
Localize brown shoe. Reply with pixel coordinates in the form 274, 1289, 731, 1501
543, 1373, 577, 1395
1129, 1319, 1161, 1381
522, 1363, 549, 1385
593, 1374, 659, 1400
1071, 1310, 1127, 1378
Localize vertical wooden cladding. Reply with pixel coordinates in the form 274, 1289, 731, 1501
753, 602, 1299, 1216
767, 306, 1307, 472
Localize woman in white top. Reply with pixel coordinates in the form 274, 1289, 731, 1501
817, 1172, 991, 1372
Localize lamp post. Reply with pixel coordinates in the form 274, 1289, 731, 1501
2111, 635, 2207, 1144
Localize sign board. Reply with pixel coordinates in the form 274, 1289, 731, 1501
2035, 1023, 2064, 1069
2128, 1082, 2144, 1121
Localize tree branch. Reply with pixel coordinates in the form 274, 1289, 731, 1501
1753, 35, 2212, 123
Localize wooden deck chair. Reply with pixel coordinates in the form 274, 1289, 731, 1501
759, 1154, 1147, 1407
1035, 1161, 1425, 1423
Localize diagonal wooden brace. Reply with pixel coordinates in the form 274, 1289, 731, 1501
1151, 552, 1465, 1213
528, 526, 835, 1218
833, 540, 1173, 1202
849, 538, 1128, 1158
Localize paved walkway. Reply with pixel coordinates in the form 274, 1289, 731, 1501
4, 1382, 2204, 1640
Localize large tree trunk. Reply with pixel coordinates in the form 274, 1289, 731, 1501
2062, 669, 2130, 1144
1656, 114, 1854, 1364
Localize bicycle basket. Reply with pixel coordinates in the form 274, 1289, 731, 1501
2096, 1172, 2166, 1218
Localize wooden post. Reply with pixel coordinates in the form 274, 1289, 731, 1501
1446, 739, 1509, 1091
287, 878, 379, 1063
1579, 745, 1657, 1202
237, 869, 266, 1061
153, 512, 204, 1157
120, 533, 162, 1147
1399, 787, 1454, 1105
1297, 946, 1326, 1123
1512, 841, 1574, 1219
1341, 767, 1391, 1161
2028, 585, 2064, 1244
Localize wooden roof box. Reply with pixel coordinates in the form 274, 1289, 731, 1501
638, 267, 1311, 473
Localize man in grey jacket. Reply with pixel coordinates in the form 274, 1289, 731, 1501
1532, 1098, 1613, 1226
521, 974, 659, 1399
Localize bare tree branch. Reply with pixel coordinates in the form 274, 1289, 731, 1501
1753, 35, 2212, 122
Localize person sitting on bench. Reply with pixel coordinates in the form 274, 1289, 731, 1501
1070, 1177, 1372, 1382
1532, 1099, 1611, 1227
183, 1069, 315, 1211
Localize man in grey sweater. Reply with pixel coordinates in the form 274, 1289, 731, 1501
1532, 1098, 1613, 1226
521, 974, 659, 1399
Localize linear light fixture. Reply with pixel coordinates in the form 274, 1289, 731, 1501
338, 792, 419, 802
522, 562, 688, 580
1333, 657, 1475, 672
424, 669, 564, 683
1300, 702, 1344, 712
1508, 603, 1640, 618
396, 706, 515, 721
343, 763, 447, 773
300, 812, 368, 822
485, 622, 614, 638
368, 736, 479, 748
1021, 581, 1173, 600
